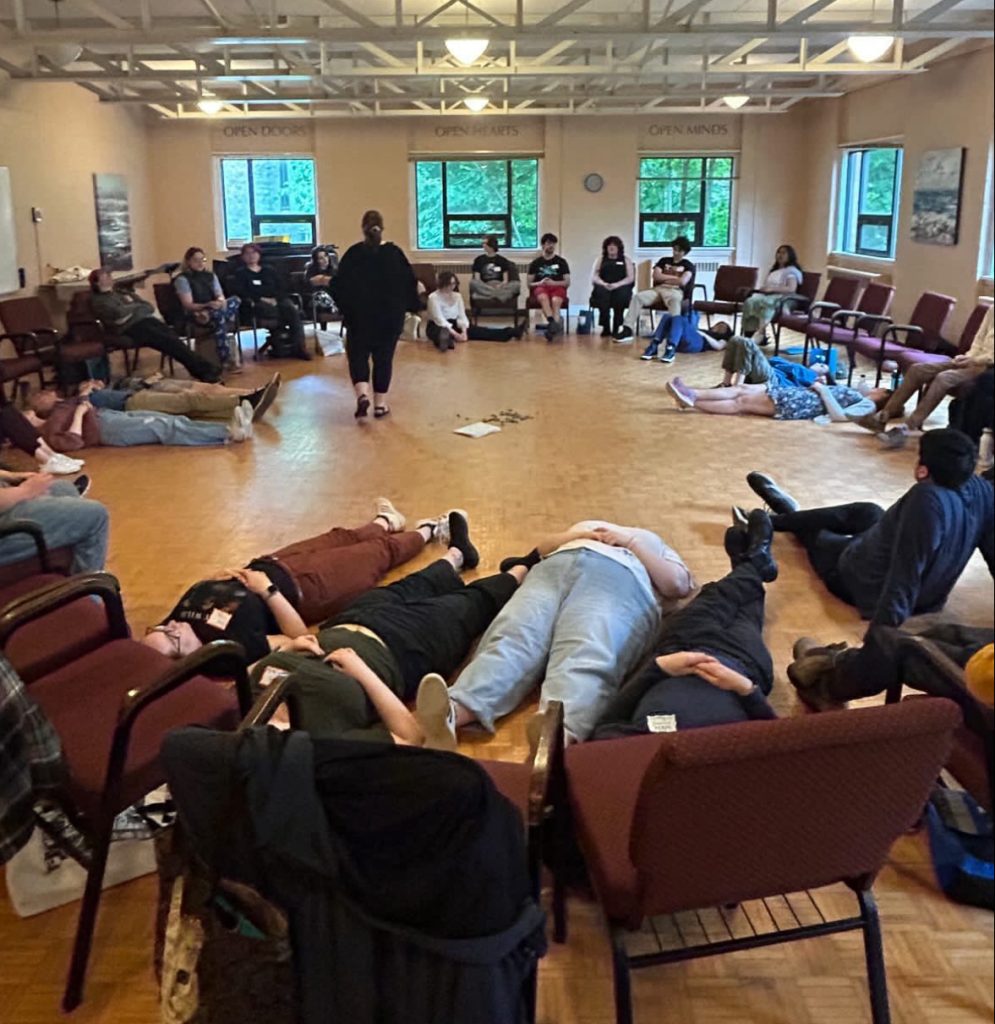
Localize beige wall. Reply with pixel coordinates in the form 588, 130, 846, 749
0, 81, 154, 297
796, 45, 994, 336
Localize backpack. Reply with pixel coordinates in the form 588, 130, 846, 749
925, 786, 994, 910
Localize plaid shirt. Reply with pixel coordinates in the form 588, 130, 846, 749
0, 653, 64, 864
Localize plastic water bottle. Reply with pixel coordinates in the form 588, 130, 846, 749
977, 428, 994, 474
855, 374, 872, 396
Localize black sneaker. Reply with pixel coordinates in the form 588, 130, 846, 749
746, 471, 800, 515
659, 344, 677, 364
73, 474, 91, 497
447, 511, 480, 570
614, 326, 633, 342
639, 343, 659, 361
499, 548, 541, 573
744, 509, 777, 582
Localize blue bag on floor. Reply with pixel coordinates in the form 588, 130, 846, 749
925, 787, 994, 910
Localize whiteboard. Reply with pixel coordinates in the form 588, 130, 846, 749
0, 167, 17, 294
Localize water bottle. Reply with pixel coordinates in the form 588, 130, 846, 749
855, 374, 871, 396
977, 428, 994, 474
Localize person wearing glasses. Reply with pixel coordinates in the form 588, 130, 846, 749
173, 247, 243, 371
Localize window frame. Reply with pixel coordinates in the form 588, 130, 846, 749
835, 146, 903, 260
217, 155, 318, 248
412, 156, 541, 251
637, 154, 737, 250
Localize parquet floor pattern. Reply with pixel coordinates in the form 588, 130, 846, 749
0, 326, 992, 1024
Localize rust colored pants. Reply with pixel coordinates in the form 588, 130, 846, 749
266, 522, 425, 624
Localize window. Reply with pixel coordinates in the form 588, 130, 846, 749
414, 158, 539, 249
638, 156, 735, 248
836, 147, 903, 258
220, 157, 317, 246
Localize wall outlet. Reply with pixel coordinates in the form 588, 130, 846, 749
30, 207, 43, 223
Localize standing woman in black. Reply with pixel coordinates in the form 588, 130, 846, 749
589, 236, 635, 337
331, 210, 419, 420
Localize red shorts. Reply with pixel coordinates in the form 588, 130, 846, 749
531, 282, 568, 302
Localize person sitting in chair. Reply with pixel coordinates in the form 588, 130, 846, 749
304, 246, 338, 317
616, 236, 695, 342
89, 268, 222, 383
739, 244, 804, 346
426, 272, 523, 350
527, 234, 570, 338
232, 243, 311, 361
589, 236, 634, 338
469, 236, 520, 306
172, 247, 242, 372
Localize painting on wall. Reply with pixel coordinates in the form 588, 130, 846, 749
910, 148, 965, 246
92, 173, 133, 270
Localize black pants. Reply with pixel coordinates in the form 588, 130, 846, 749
771, 502, 885, 604
125, 318, 221, 382
275, 297, 306, 353
0, 405, 42, 456
324, 560, 519, 697
590, 285, 633, 332
829, 621, 994, 702
657, 561, 774, 691
345, 324, 400, 394
427, 319, 514, 349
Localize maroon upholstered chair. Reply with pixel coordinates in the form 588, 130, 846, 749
0, 573, 252, 1011
797, 281, 896, 375
470, 264, 527, 333
65, 290, 138, 373
850, 291, 957, 386
691, 264, 759, 332
884, 633, 993, 813
565, 699, 959, 1024
0, 295, 107, 392
773, 275, 863, 350
894, 301, 992, 374
768, 270, 822, 350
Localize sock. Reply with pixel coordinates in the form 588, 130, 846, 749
499, 548, 541, 573
447, 512, 480, 570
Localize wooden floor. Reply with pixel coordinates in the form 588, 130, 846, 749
1, 325, 992, 1024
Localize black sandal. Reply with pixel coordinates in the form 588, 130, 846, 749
374, 405, 391, 419
355, 395, 370, 419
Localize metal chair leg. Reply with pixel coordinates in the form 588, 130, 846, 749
611, 928, 634, 1024
858, 889, 892, 1024
62, 817, 114, 1012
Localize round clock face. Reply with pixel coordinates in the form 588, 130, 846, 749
583, 172, 604, 193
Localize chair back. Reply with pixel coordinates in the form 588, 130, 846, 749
822, 275, 863, 310
153, 282, 185, 330
957, 302, 992, 355
65, 291, 105, 345
858, 281, 896, 317
0, 298, 58, 357
908, 291, 957, 351
713, 265, 758, 302
798, 271, 821, 303
411, 263, 438, 297
627, 699, 958, 917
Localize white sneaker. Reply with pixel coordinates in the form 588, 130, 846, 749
239, 400, 254, 440
435, 508, 468, 548
416, 673, 458, 752
40, 453, 85, 475
374, 497, 406, 532
228, 406, 247, 443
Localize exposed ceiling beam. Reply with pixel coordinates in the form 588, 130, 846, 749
904, 36, 962, 66
197, 0, 231, 27
317, 0, 379, 31
780, 0, 839, 28
536, 0, 595, 29
908, 0, 969, 24
69, 0, 133, 31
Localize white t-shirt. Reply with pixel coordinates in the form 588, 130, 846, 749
427, 290, 469, 330
552, 520, 692, 604
763, 266, 803, 291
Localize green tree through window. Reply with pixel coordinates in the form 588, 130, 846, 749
836, 147, 903, 258
221, 157, 317, 246
638, 156, 734, 248
414, 158, 539, 249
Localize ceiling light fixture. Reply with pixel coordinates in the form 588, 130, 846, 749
445, 38, 489, 65
722, 94, 750, 109
463, 95, 489, 112
846, 34, 895, 62
197, 97, 224, 114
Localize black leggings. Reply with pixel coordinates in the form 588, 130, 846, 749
771, 502, 884, 602
0, 406, 42, 457
345, 325, 400, 394
324, 560, 519, 697
590, 284, 633, 331
125, 318, 221, 382
427, 319, 515, 349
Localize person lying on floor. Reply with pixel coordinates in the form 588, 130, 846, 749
787, 620, 995, 712
700, 324, 837, 389
79, 374, 281, 423
425, 272, 525, 349
639, 311, 725, 363
743, 429, 994, 629
592, 509, 778, 738
25, 388, 254, 449
415, 520, 695, 748
666, 374, 882, 423
0, 404, 84, 476
245, 518, 529, 746
142, 499, 452, 665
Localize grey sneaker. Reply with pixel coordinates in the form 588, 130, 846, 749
374, 497, 406, 532
416, 673, 458, 752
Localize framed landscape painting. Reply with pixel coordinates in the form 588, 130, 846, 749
93, 173, 133, 270
910, 148, 965, 246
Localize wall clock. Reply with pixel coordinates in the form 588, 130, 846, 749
583, 172, 604, 193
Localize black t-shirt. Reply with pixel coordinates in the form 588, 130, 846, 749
528, 255, 570, 282
472, 254, 513, 283
164, 559, 297, 664
653, 257, 696, 300
233, 264, 283, 302
597, 257, 629, 284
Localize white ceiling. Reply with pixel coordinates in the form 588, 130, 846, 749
0, 0, 991, 118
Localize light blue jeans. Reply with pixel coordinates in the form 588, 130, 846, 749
96, 408, 228, 447
449, 548, 661, 740
0, 480, 109, 574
